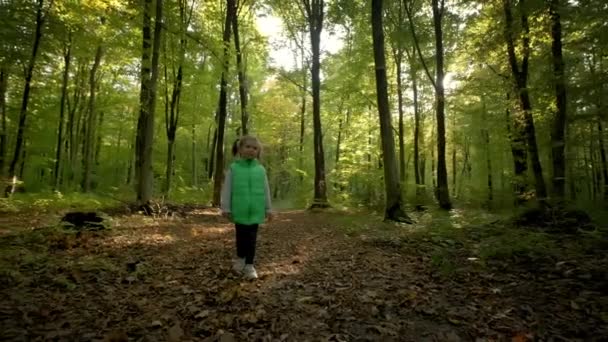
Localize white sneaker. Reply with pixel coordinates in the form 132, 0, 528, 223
243, 264, 258, 279
232, 258, 245, 273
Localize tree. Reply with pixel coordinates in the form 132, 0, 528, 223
212, 0, 236, 206
135, 0, 163, 207
7, 0, 50, 195
300, 0, 329, 208
503, 0, 547, 203
548, 0, 567, 202
233, 0, 250, 135
371, 0, 412, 223
405, 0, 451, 209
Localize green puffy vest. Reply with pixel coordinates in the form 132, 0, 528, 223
230, 159, 266, 225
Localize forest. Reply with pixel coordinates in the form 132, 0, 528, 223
1, 0, 607, 340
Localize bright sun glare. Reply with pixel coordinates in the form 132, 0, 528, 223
255, 14, 344, 71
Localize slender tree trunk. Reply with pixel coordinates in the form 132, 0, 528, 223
481, 98, 493, 205
192, 123, 197, 187
208, 126, 217, 180
163, 34, 184, 195
94, 110, 104, 169
82, 44, 103, 192
0, 67, 8, 176
299, 44, 307, 182
232, 5, 249, 135
7, 0, 47, 196
598, 120, 608, 201
371, 0, 412, 223
504, 0, 547, 203
53, 35, 72, 190
549, 0, 567, 202
304, 0, 329, 208
135, 0, 163, 207
412, 65, 421, 190
432, 0, 451, 209
394, 49, 406, 185
212, 0, 236, 206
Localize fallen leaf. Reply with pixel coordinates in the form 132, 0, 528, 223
167, 322, 184, 342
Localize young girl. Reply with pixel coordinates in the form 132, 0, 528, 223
220, 135, 273, 279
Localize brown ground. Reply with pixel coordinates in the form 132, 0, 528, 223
1, 208, 606, 341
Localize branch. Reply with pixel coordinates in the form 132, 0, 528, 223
404, 0, 437, 90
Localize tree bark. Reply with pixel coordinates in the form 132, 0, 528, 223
503, 0, 547, 203
302, 0, 329, 208
598, 120, 608, 201
212, 0, 236, 206
371, 0, 412, 223
82, 44, 103, 192
481, 97, 493, 205
549, 0, 567, 202
7, 0, 47, 196
232, 2, 249, 135
53, 34, 72, 191
135, 0, 163, 207
432, 0, 451, 209
163, 0, 187, 195
0, 67, 7, 176
299, 38, 307, 181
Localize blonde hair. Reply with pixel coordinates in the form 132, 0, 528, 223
237, 135, 262, 158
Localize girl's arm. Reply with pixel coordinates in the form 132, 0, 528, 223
220, 169, 232, 214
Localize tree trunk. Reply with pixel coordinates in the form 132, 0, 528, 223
135, 0, 163, 207
504, 0, 547, 203
163, 12, 185, 195
549, 0, 567, 202
7, 0, 46, 196
191, 123, 197, 187
232, 5, 249, 135
82, 44, 103, 192
94, 110, 104, 168
0, 67, 7, 176
432, 0, 451, 209
304, 0, 329, 208
299, 42, 307, 181
481, 98, 493, 205
371, 0, 412, 223
598, 120, 608, 201
53, 35, 72, 191
208, 126, 217, 180
395, 49, 406, 185
212, 0, 236, 206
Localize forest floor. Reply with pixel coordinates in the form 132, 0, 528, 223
1, 205, 607, 341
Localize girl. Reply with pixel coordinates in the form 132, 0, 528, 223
220, 135, 273, 279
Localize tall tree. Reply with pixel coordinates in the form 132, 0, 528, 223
0, 67, 7, 176
135, 0, 163, 207
503, 0, 547, 203
82, 42, 103, 192
300, 0, 329, 208
548, 0, 567, 202
7, 0, 49, 195
163, 0, 193, 195
371, 0, 412, 223
431, 0, 451, 209
405, 0, 451, 209
212, 0, 236, 206
233, 0, 250, 135
53, 33, 72, 190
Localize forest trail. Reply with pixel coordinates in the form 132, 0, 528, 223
1, 208, 606, 341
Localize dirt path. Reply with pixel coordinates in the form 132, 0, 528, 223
1, 209, 606, 341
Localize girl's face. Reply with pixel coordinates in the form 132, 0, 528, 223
239, 140, 259, 159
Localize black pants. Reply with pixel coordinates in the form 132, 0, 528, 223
235, 224, 259, 264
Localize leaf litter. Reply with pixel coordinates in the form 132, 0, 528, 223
0, 207, 606, 341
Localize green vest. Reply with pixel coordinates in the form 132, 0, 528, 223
230, 159, 266, 225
